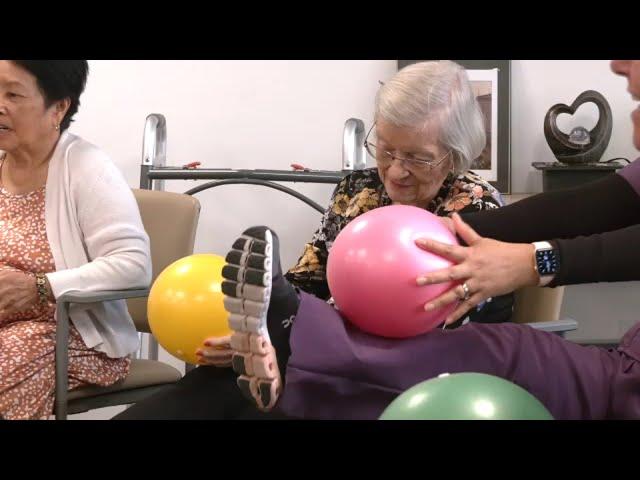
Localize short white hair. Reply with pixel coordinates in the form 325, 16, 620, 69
375, 60, 486, 174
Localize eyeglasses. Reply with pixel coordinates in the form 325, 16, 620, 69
364, 123, 452, 171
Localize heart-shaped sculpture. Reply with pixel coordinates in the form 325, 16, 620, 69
544, 90, 612, 164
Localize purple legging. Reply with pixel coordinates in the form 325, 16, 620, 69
276, 292, 640, 420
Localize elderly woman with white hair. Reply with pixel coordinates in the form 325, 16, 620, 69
282, 60, 504, 306
114, 60, 509, 420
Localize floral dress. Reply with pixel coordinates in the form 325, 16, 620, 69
285, 168, 513, 324
0, 182, 130, 420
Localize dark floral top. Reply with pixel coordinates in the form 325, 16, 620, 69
285, 167, 513, 325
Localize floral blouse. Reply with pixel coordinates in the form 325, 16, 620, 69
285, 168, 513, 325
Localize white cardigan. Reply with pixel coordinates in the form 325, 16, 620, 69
43, 132, 152, 358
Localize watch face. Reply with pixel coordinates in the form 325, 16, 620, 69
536, 249, 558, 276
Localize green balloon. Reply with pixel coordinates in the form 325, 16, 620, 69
379, 373, 554, 420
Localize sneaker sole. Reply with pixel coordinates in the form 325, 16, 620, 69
221, 228, 282, 411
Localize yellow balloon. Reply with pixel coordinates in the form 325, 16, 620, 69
148, 254, 231, 364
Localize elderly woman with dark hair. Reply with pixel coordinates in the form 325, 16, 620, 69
0, 60, 151, 419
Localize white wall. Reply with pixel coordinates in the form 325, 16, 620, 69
69, 60, 639, 418
73, 60, 396, 269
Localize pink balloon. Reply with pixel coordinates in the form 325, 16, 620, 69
327, 205, 460, 338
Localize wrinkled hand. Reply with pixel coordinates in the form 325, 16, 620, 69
416, 213, 539, 325
0, 270, 40, 321
195, 335, 233, 367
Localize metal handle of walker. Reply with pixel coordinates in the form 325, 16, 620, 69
342, 118, 367, 171
142, 113, 167, 191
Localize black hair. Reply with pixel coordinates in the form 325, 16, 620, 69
11, 61, 89, 132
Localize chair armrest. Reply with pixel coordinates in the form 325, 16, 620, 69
54, 288, 150, 420
524, 318, 578, 336
57, 288, 150, 304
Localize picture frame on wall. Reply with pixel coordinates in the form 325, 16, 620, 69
397, 60, 511, 194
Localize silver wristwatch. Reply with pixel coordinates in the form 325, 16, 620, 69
532, 241, 559, 287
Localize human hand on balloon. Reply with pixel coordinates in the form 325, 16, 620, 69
195, 335, 233, 367
415, 213, 540, 326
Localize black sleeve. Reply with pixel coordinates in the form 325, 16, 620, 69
550, 224, 640, 286
460, 173, 640, 243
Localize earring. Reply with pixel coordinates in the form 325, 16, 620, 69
55, 124, 60, 131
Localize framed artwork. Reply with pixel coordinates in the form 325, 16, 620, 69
397, 60, 511, 193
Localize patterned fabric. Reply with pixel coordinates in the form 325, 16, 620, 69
0, 182, 129, 420
286, 168, 503, 301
